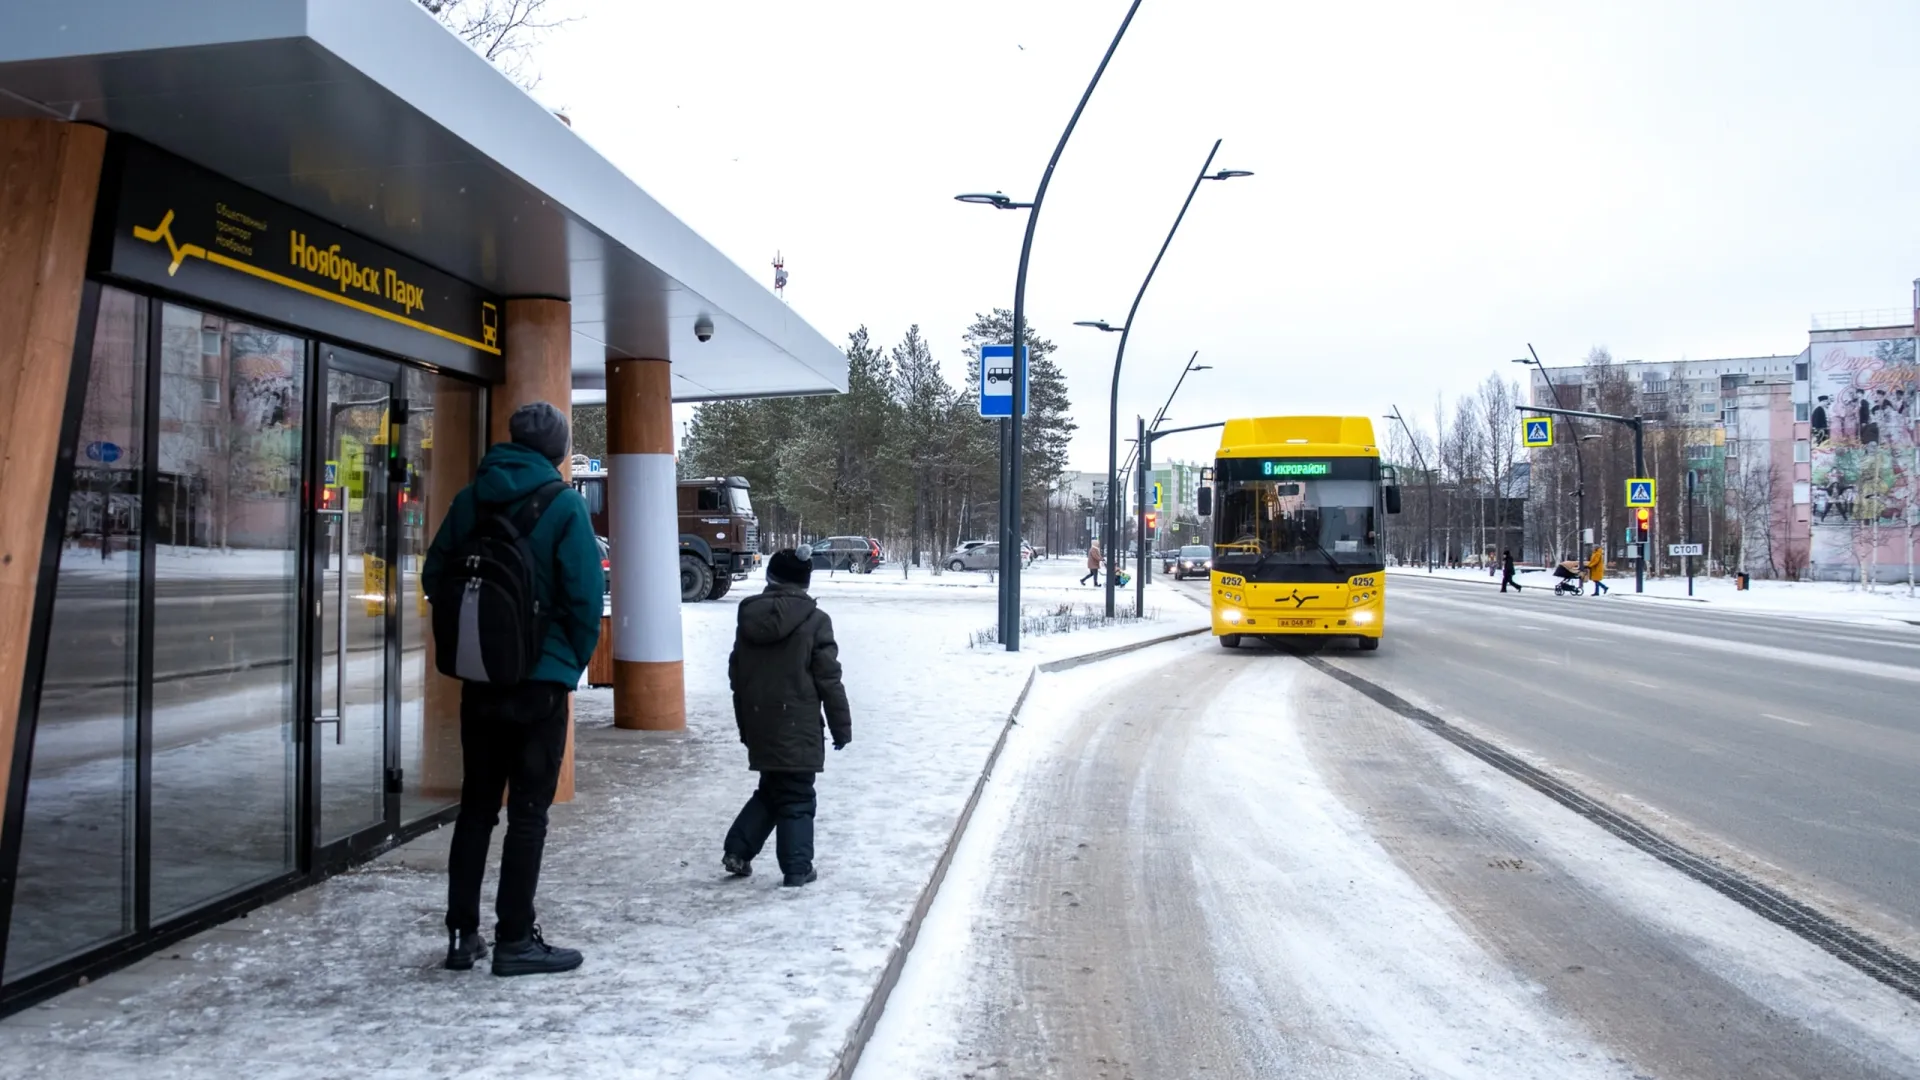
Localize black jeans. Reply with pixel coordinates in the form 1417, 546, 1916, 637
1080, 570, 1100, 585
446, 681, 569, 941
724, 771, 817, 876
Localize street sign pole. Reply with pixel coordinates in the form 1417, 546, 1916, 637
1685, 469, 1696, 597
1633, 418, 1645, 595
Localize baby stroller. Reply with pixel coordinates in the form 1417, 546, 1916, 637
1551, 561, 1584, 596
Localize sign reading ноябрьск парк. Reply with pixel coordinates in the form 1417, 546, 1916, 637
98, 138, 502, 378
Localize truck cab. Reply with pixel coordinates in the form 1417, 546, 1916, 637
570, 461, 760, 602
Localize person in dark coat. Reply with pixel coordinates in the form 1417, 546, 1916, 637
1500, 549, 1522, 593
722, 546, 853, 887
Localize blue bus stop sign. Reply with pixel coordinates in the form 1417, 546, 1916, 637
978, 344, 1029, 418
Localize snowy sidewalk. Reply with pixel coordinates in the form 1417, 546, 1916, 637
1390, 565, 1920, 626
0, 569, 1204, 1080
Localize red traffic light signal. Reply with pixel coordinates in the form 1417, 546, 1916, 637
1145, 511, 1159, 529
1635, 507, 1651, 534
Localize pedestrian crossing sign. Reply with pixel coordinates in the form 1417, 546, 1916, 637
1153, 482, 1163, 510
1522, 417, 1553, 447
1626, 478, 1656, 507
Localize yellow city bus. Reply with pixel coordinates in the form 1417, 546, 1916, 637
1196, 416, 1402, 650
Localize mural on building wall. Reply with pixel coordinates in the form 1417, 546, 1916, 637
1808, 337, 1918, 570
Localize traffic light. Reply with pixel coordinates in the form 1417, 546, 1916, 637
1634, 506, 1651, 538
1145, 511, 1159, 529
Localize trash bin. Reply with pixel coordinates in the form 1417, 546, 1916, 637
1735, 572, 1750, 591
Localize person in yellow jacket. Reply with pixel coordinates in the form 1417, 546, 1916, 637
1587, 546, 1609, 596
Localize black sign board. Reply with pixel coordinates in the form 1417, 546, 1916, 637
97, 138, 503, 378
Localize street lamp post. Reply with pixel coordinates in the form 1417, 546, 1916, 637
1135, 421, 1226, 616
954, 0, 1145, 651
1515, 346, 1586, 564
1079, 146, 1251, 619
1384, 406, 1434, 572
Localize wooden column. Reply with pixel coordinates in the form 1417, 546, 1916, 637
498, 297, 581, 801
418, 379, 482, 798
0, 120, 106, 839
606, 357, 686, 730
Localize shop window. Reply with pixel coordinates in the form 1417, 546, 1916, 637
5, 287, 147, 981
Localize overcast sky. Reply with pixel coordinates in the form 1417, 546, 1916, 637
533, 0, 1920, 470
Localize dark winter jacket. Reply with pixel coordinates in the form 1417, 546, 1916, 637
729, 583, 852, 772
422, 441, 604, 687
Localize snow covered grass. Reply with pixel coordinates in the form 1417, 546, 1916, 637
1392, 564, 1920, 625
0, 567, 1207, 1080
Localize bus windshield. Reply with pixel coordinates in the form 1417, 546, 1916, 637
1212, 456, 1382, 583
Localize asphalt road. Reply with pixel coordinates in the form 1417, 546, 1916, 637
1275, 572, 1920, 947
867, 634, 1920, 1079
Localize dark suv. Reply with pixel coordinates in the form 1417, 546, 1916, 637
810, 535, 880, 573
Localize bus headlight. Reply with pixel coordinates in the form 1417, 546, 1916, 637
1353, 609, 1375, 624
1222, 607, 1244, 625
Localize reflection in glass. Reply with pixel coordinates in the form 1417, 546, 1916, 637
5, 287, 146, 980
399, 369, 485, 823
147, 305, 301, 920
319, 367, 391, 844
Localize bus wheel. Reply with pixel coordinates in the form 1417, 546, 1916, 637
1356, 636, 1380, 651
1220, 634, 1242, 649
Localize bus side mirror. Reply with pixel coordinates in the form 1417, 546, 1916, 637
1197, 486, 1213, 517
1385, 486, 1403, 515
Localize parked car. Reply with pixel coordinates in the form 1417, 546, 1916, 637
1170, 544, 1212, 580
809, 535, 881, 573
946, 541, 999, 571
866, 537, 884, 565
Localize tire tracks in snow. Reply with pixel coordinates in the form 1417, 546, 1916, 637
1297, 652, 1920, 1079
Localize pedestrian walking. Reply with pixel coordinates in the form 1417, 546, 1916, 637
723, 546, 853, 887
1500, 549, 1522, 593
1080, 541, 1102, 587
424, 402, 604, 976
1587, 545, 1609, 596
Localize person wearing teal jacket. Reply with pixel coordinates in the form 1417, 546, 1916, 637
423, 401, 603, 978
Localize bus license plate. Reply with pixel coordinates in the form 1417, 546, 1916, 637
1274, 618, 1316, 627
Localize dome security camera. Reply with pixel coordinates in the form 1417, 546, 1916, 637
694, 315, 715, 343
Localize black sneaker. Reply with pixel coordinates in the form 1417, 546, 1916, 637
491, 925, 583, 977
723, 852, 752, 878
781, 869, 817, 888
445, 929, 489, 971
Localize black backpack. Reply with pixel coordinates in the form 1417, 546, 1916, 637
432, 480, 568, 686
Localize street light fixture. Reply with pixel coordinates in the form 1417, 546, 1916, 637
952, 0, 1145, 651
1074, 320, 1123, 332
954, 192, 1034, 210
1091, 141, 1252, 618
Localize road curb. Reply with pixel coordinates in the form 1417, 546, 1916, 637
828, 624, 1208, 1080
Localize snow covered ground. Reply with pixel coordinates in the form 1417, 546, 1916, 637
1391, 564, 1920, 625
858, 635, 1920, 1078
0, 565, 1205, 1080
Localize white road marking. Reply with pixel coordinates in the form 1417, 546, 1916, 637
1762, 713, 1813, 728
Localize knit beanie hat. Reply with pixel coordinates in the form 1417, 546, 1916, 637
509, 401, 570, 465
767, 545, 813, 588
